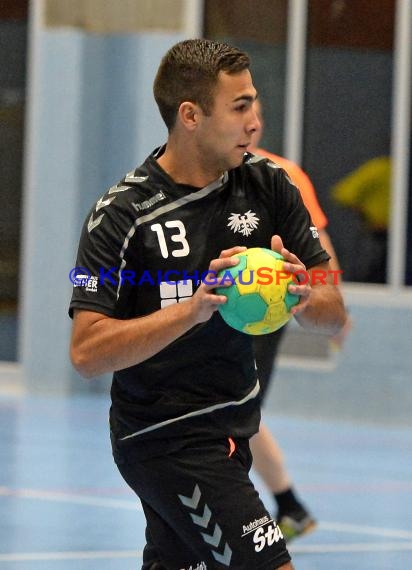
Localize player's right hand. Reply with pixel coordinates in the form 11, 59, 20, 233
189, 246, 246, 323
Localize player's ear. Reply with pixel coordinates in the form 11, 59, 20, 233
178, 101, 200, 131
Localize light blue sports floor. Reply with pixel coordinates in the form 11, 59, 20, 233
1, 392, 411, 569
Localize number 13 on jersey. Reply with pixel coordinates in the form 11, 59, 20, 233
150, 221, 190, 259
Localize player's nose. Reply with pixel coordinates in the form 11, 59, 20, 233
247, 105, 261, 135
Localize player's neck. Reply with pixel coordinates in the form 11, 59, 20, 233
157, 141, 224, 189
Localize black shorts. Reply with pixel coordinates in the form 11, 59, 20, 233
115, 437, 291, 569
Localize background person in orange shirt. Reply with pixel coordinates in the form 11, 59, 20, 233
249, 100, 347, 542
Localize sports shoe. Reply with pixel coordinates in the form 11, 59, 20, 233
278, 512, 317, 543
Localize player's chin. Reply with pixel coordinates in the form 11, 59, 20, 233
230, 146, 248, 167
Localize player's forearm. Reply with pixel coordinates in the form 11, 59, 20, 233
318, 229, 342, 285
70, 249, 241, 378
70, 302, 198, 378
294, 283, 346, 335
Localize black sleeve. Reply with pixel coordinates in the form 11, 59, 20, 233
273, 166, 330, 269
68, 200, 136, 319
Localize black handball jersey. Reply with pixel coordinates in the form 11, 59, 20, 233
69, 147, 330, 454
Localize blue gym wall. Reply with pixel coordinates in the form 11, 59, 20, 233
20, 28, 180, 393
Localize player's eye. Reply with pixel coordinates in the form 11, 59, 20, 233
235, 98, 256, 113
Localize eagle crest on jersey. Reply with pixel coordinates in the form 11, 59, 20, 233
227, 211, 260, 236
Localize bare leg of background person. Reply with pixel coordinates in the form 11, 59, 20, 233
250, 423, 291, 493
250, 423, 317, 542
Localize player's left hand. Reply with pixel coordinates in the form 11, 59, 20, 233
271, 234, 311, 315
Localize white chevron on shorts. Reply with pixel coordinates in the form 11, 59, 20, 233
190, 504, 211, 528
178, 484, 233, 566
201, 523, 222, 547
178, 484, 201, 509
213, 542, 232, 566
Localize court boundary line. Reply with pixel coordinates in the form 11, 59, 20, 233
290, 541, 412, 554
1, 488, 410, 539
2, 541, 412, 562
0, 550, 142, 562
0, 486, 141, 511
2, 488, 412, 562
319, 520, 412, 540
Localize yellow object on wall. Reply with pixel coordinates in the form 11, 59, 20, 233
331, 156, 391, 231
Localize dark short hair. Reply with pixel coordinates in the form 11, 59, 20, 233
153, 38, 251, 131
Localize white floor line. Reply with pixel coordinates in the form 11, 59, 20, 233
0, 486, 142, 511
319, 520, 412, 540
2, 543, 412, 562
0, 550, 142, 562
290, 541, 412, 554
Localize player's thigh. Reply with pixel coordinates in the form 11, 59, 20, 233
117, 438, 292, 569
140, 501, 190, 569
